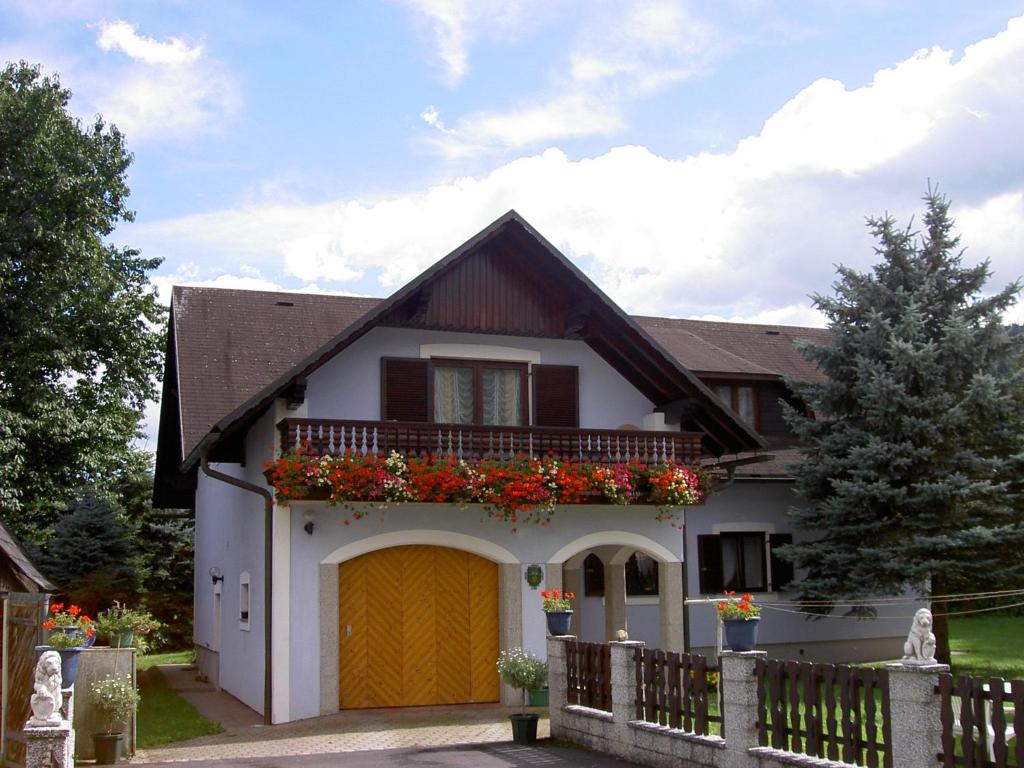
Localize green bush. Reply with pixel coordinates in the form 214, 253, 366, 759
91, 675, 140, 735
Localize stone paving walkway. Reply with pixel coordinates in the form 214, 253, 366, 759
134, 664, 551, 764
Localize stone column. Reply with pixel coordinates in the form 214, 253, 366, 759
887, 662, 949, 768
546, 635, 573, 737
609, 640, 644, 743
24, 722, 72, 768
499, 563, 524, 707
720, 650, 765, 759
658, 561, 684, 653
604, 563, 627, 642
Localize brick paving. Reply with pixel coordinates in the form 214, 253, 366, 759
133, 664, 551, 764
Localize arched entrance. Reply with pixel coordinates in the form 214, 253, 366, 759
338, 545, 500, 708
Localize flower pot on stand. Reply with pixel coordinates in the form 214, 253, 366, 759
545, 610, 573, 636
722, 616, 760, 652
509, 713, 540, 745
528, 687, 549, 707
58, 647, 84, 686
93, 733, 124, 765
114, 630, 134, 649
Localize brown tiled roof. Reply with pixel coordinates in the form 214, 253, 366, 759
172, 287, 381, 459
634, 317, 830, 383
0, 518, 54, 592
168, 286, 830, 464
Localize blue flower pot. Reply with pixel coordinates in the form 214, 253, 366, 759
58, 647, 84, 687
723, 616, 760, 652
545, 610, 573, 636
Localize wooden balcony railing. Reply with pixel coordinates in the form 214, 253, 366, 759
277, 418, 703, 466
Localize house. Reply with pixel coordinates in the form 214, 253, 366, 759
154, 211, 912, 724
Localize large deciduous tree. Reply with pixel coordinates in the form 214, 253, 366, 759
0, 62, 165, 541
783, 189, 1024, 664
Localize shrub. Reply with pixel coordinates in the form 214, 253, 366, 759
497, 648, 547, 714
91, 675, 140, 734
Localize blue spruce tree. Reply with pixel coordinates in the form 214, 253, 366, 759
783, 189, 1024, 663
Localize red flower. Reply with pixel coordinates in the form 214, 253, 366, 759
68, 605, 81, 616
42, 619, 55, 630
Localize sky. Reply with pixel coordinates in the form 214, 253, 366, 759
3, 1, 1024, 446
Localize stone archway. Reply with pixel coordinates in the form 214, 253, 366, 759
547, 532, 684, 653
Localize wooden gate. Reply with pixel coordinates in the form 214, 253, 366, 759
1, 593, 48, 768
338, 545, 499, 709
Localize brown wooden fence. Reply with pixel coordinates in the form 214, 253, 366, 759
565, 641, 611, 712
938, 672, 1023, 767
633, 647, 720, 736
755, 658, 892, 768
2, 593, 49, 768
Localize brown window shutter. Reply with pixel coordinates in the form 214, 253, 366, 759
697, 534, 724, 595
380, 357, 429, 422
532, 364, 579, 427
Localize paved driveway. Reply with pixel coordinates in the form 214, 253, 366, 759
137, 665, 617, 766
141, 742, 637, 768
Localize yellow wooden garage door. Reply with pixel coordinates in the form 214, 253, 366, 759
338, 545, 499, 709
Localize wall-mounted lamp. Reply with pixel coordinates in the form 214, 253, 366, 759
525, 564, 543, 589
209, 567, 224, 585
303, 510, 315, 536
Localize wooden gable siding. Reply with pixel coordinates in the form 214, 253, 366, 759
379, 245, 572, 336
756, 381, 800, 448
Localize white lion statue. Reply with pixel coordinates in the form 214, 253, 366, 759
29, 650, 63, 726
901, 607, 937, 665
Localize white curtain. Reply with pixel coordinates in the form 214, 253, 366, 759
434, 367, 473, 423
482, 368, 520, 425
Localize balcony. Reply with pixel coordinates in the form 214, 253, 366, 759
277, 418, 703, 466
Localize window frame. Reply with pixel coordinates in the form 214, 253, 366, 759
718, 531, 768, 593
697, 530, 793, 594
710, 381, 759, 430
430, 358, 529, 426
625, 551, 659, 596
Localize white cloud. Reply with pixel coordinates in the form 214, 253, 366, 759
419, 0, 717, 154
91, 20, 239, 141
97, 20, 202, 65
423, 94, 622, 157
144, 16, 1024, 323
401, 0, 469, 85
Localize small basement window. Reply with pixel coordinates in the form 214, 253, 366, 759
239, 571, 251, 631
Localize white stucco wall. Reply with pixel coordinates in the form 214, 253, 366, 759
286, 501, 684, 721
303, 327, 656, 428
192, 407, 278, 716
684, 480, 914, 656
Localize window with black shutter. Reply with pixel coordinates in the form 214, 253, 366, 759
697, 532, 792, 593
380, 357, 430, 422
769, 533, 794, 591
532, 364, 579, 427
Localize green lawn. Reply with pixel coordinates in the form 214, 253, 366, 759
949, 614, 1024, 679
136, 651, 223, 748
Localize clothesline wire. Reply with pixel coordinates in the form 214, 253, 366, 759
759, 599, 1024, 620
762, 588, 1024, 608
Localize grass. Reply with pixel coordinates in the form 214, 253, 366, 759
948, 614, 1024, 679
136, 650, 223, 748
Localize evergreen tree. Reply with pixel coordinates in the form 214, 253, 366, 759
783, 190, 1024, 663
43, 487, 141, 615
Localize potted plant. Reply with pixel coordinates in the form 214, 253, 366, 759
41, 603, 95, 686
716, 591, 762, 652
497, 648, 548, 745
96, 603, 162, 651
90, 674, 140, 764
541, 587, 575, 636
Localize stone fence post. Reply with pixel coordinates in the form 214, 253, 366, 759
887, 661, 948, 768
609, 640, 645, 743
720, 650, 765, 764
547, 635, 573, 737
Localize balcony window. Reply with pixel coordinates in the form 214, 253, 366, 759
432, 359, 526, 426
